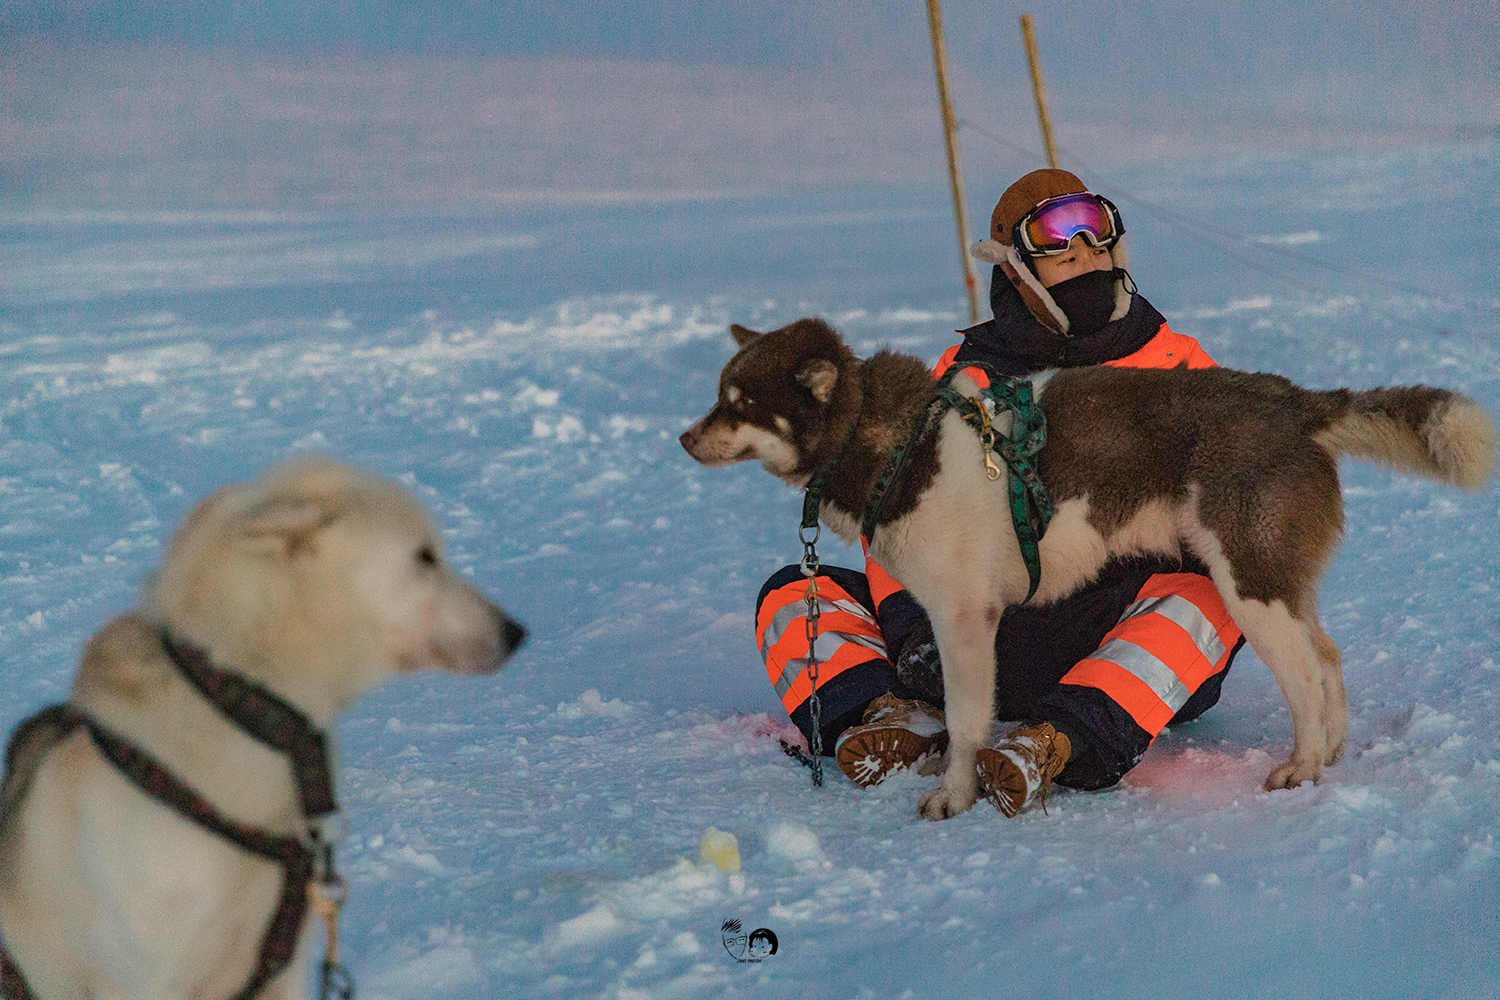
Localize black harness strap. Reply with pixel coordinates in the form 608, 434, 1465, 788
861, 395, 949, 542
162, 631, 337, 822
80, 709, 316, 1000
0, 633, 350, 1000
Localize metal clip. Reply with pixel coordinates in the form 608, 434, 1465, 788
309, 873, 354, 999
301, 811, 349, 854
975, 402, 1003, 481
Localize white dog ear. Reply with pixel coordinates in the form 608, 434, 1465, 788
730, 323, 761, 347
236, 495, 338, 555
796, 359, 839, 403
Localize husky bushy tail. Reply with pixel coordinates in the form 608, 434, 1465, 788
1315, 387, 1497, 492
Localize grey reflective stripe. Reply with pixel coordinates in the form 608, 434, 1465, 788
1121, 594, 1228, 666
770, 628, 889, 700
1090, 637, 1195, 713
759, 595, 882, 656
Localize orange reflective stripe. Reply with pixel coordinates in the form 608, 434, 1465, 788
1104, 324, 1217, 370
1062, 658, 1180, 735
763, 608, 884, 660
1059, 572, 1242, 735
1133, 573, 1241, 645
756, 576, 866, 645
865, 556, 906, 611
756, 576, 887, 714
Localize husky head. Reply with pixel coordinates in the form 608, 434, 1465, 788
142, 456, 527, 713
680, 318, 861, 486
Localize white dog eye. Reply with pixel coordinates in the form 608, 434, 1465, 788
417, 546, 439, 567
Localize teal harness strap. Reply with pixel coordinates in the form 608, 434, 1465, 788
860, 397, 947, 542
935, 365, 1054, 602
854, 363, 1053, 602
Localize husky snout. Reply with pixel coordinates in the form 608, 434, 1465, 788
678, 409, 754, 469
422, 596, 527, 676
679, 421, 705, 457
463, 599, 527, 675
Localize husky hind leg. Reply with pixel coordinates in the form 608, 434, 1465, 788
1219, 595, 1335, 789
1306, 605, 1348, 764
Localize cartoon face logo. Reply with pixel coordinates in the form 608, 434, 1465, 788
723, 918, 779, 962
721, 919, 748, 961
747, 928, 778, 959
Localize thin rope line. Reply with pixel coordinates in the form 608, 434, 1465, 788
957, 116, 1495, 312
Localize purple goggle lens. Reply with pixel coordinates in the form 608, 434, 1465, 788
1014, 192, 1124, 256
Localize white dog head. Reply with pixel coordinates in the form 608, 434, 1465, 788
144, 456, 525, 714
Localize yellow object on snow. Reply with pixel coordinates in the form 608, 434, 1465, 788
698, 827, 741, 873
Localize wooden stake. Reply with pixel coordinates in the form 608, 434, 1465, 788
926, 0, 982, 324
1020, 14, 1060, 168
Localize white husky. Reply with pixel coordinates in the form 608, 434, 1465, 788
0, 456, 525, 999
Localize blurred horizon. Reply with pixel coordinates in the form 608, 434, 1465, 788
2, 1, 1497, 214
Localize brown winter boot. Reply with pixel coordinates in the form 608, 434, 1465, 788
834, 694, 948, 788
975, 722, 1072, 817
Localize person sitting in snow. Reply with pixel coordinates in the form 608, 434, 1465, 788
754, 168, 1246, 816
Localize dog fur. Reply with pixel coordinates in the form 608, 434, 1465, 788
681, 317, 1497, 819
0, 456, 526, 999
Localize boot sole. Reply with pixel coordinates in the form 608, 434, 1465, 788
836, 728, 949, 787
974, 746, 1029, 817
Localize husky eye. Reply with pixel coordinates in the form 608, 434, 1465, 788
724, 385, 754, 411
417, 545, 439, 567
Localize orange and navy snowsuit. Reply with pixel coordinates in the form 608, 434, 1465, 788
754, 291, 1245, 789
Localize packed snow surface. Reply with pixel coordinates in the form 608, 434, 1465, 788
2, 143, 1498, 998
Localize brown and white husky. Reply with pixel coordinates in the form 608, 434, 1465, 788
681, 317, 1496, 820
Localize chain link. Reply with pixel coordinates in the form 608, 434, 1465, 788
798, 523, 824, 786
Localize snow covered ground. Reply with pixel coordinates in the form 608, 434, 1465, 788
2, 141, 1498, 998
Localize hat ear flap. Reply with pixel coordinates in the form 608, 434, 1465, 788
1000, 246, 1070, 334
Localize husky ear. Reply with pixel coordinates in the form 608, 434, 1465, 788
730, 323, 761, 347
796, 359, 839, 403
236, 495, 340, 556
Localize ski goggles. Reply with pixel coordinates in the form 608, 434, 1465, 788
1012, 192, 1124, 256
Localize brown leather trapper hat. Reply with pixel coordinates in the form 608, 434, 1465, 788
990, 168, 1089, 246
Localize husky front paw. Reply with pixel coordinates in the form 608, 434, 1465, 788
917, 769, 978, 820
1263, 758, 1321, 791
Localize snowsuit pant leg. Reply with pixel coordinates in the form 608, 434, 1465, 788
755, 564, 902, 757
1031, 558, 1245, 790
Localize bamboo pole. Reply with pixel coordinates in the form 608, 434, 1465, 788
925, 0, 981, 324
1020, 14, 1059, 168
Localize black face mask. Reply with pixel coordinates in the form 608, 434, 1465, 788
1047, 269, 1119, 335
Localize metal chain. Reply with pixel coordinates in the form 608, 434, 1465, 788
309, 836, 355, 1000
798, 521, 825, 786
